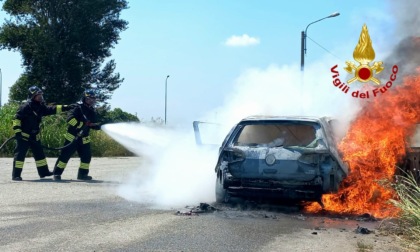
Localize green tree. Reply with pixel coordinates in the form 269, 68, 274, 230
0, 0, 128, 104
96, 107, 140, 124
8, 74, 29, 102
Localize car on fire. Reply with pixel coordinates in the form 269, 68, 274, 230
211, 116, 349, 206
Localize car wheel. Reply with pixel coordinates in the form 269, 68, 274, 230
215, 171, 229, 203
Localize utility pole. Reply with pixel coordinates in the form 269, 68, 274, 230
301, 12, 340, 71
165, 75, 170, 125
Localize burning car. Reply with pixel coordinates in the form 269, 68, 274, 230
213, 116, 349, 206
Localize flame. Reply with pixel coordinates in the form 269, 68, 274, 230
353, 24, 376, 64
306, 69, 420, 218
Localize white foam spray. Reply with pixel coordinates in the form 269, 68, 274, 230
102, 123, 217, 208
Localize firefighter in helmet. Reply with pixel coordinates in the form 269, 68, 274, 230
53, 89, 101, 181
12, 86, 75, 181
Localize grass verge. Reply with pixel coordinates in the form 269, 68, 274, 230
390, 172, 420, 250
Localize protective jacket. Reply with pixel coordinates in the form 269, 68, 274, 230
13, 100, 68, 138
53, 102, 101, 180
11, 100, 71, 180
64, 103, 101, 142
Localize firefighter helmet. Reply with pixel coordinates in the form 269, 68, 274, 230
82, 89, 97, 106
28, 86, 43, 100
83, 89, 97, 99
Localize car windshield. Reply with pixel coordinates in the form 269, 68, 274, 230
233, 123, 318, 148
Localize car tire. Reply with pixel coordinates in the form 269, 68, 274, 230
215, 171, 229, 203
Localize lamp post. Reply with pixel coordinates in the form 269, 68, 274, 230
164, 75, 170, 125
301, 12, 340, 71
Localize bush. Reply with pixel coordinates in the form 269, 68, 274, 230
0, 103, 18, 156
39, 112, 68, 157
90, 130, 133, 156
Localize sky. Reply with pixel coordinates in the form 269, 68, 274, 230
0, 0, 401, 125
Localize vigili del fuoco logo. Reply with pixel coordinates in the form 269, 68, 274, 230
331, 24, 398, 98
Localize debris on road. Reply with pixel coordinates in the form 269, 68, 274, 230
176, 203, 220, 216
355, 225, 373, 234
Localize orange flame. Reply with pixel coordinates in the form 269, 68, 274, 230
353, 24, 376, 64
306, 70, 420, 218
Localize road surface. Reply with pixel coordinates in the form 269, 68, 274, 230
0, 157, 404, 252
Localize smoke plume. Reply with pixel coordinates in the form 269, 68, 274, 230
102, 58, 363, 208
101, 0, 420, 210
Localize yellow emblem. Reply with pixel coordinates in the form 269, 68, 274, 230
344, 24, 384, 85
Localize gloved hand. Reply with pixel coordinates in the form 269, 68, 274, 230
86, 121, 101, 130
62, 103, 78, 111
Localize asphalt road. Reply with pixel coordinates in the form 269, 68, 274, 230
0, 157, 403, 252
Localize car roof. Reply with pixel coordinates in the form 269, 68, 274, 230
240, 115, 332, 123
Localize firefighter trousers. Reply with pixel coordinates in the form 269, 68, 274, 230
53, 138, 92, 177
12, 137, 51, 179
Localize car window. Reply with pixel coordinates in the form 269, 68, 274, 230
193, 121, 225, 146
221, 125, 236, 148
234, 123, 317, 147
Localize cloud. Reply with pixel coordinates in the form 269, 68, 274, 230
224, 34, 260, 47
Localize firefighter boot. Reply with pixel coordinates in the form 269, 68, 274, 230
38, 166, 53, 178
12, 167, 23, 181
53, 167, 65, 181
77, 169, 92, 180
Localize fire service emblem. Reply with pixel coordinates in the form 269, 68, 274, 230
331, 24, 398, 99
345, 24, 383, 85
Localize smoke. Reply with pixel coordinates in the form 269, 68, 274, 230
384, 37, 420, 78
373, 0, 420, 146
384, 0, 420, 76
201, 62, 362, 141
102, 57, 363, 208
391, 0, 420, 37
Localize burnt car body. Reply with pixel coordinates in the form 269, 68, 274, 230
400, 125, 420, 184
214, 116, 349, 205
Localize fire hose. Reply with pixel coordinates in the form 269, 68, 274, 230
1, 102, 101, 153
0, 127, 88, 152
0, 136, 16, 151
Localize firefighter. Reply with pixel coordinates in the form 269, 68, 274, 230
12, 86, 75, 181
52, 89, 101, 181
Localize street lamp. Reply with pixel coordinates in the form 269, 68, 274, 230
301, 12, 340, 71
164, 75, 170, 125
